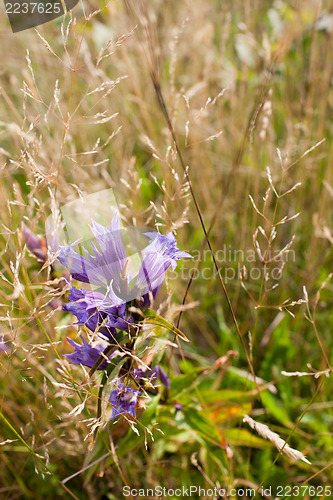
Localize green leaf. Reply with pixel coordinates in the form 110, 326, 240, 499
261, 391, 292, 427
208, 445, 230, 472
199, 390, 255, 404
169, 368, 205, 399
224, 428, 273, 448
144, 309, 190, 343
182, 408, 222, 446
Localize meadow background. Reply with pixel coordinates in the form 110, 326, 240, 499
0, 0, 333, 498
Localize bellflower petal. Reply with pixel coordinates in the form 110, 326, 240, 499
58, 245, 105, 285
64, 336, 112, 370
135, 253, 172, 294
58, 215, 127, 288
89, 217, 126, 286
143, 232, 192, 270
140, 284, 162, 309
63, 286, 130, 338
154, 365, 170, 389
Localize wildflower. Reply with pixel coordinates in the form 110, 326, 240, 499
59, 214, 190, 408
64, 336, 114, 370
0, 336, 10, 352
133, 364, 170, 389
58, 215, 191, 337
109, 379, 141, 419
58, 214, 191, 307
63, 286, 132, 339
22, 223, 47, 262
143, 231, 191, 270
150, 365, 170, 389
58, 216, 125, 288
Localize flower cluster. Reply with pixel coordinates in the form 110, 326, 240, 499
58, 214, 190, 420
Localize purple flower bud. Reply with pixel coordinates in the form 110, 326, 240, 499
133, 364, 170, 389
174, 404, 183, 412
0, 336, 10, 352
48, 299, 63, 310
22, 223, 47, 262
156, 365, 170, 389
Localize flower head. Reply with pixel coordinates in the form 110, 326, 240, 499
58, 214, 191, 310
109, 379, 141, 419
132, 364, 170, 389
58, 215, 126, 288
22, 223, 47, 262
64, 336, 114, 370
63, 286, 132, 339
143, 232, 192, 270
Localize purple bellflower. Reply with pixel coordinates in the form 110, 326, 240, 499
58, 216, 126, 288
109, 379, 141, 419
64, 336, 115, 370
143, 231, 191, 270
58, 214, 190, 301
22, 222, 47, 262
133, 364, 170, 390
63, 286, 132, 340
59, 214, 190, 420
58, 214, 191, 335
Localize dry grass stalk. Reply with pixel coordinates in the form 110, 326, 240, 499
243, 415, 311, 464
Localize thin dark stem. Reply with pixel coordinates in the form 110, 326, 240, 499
151, 74, 257, 383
